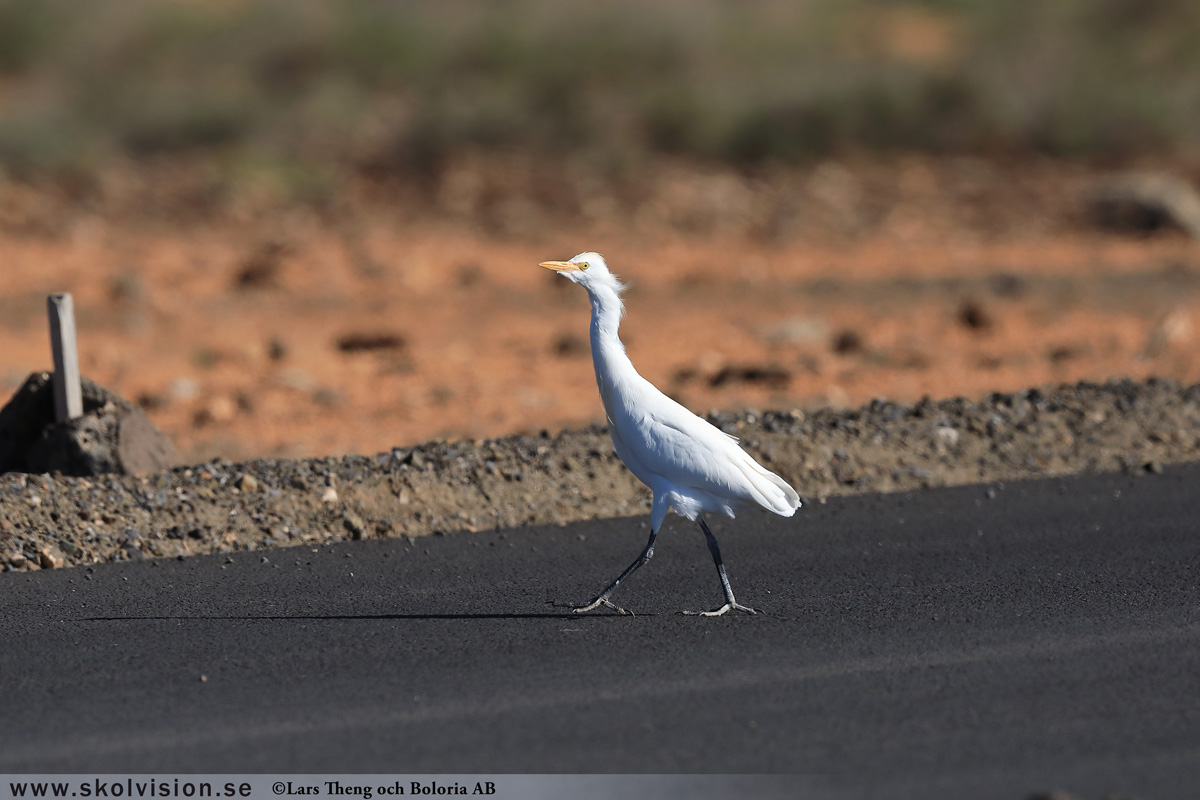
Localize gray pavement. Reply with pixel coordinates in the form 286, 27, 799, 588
3, 464, 1199, 799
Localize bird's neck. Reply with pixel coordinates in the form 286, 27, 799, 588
587, 284, 638, 388
588, 284, 623, 342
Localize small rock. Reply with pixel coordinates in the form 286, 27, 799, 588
237, 473, 259, 493
343, 513, 366, 539
935, 426, 960, 448
708, 365, 791, 389
168, 378, 200, 401
1087, 171, 1200, 239
321, 486, 339, 503
552, 333, 588, 358
336, 331, 406, 353
236, 241, 288, 289
958, 299, 993, 331
312, 388, 345, 409
831, 329, 864, 355
207, 396, 237, 423
1145, 310, 1192, 357
278, 368, 316, 391
762, 315, 829, 345
39, 545, 63, 569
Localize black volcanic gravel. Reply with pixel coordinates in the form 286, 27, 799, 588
3, 378, 1200, 572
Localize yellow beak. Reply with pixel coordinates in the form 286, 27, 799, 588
539, 260, 582, 273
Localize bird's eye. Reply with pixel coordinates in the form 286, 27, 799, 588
579, 262, 590, 271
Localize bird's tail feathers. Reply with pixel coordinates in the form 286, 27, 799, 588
735, 454, 801, 517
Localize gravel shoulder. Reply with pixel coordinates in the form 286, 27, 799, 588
3, 377, 1200, 573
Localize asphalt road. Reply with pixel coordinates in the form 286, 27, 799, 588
3, 464, 1199, 799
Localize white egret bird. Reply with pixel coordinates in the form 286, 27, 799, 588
540, 252, 801, 616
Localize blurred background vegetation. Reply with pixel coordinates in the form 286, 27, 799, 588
1, 0, 1198, 194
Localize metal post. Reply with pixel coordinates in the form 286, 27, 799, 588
47, 293, 83, 422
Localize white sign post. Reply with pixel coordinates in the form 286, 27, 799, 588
47, 292, 83, 422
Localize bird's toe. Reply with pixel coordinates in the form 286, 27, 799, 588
573, 597, 632, 615
682, 602, 759, 617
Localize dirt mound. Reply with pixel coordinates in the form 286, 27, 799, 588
2, 377, 1197, 573
0, 372, 178, 477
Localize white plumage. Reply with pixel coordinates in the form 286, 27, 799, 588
540, 251, 800, 615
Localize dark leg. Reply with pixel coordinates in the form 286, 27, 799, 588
683, 516, 758, 616
574, 527, 658, 615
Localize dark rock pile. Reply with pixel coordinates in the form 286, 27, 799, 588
0, 372, 178, 477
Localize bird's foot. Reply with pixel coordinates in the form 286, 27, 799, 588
573, 596, 632, 615
682, 601, 759, 617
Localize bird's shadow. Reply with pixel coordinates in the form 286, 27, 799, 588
82, 609, 656, 622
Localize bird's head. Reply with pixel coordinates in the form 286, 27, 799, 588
539, 252, 625, 294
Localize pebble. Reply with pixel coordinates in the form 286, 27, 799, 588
935, 426, 959, 446
343, 513, 366, 539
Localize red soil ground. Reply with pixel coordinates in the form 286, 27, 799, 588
3, 154, 1198, 464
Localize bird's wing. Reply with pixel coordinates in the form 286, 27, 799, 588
613, 384, 799, 517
